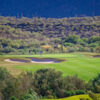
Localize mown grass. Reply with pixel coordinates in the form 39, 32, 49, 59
42, 95, 92, 100
0, 53, 100, 81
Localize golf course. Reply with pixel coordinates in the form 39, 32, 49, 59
0, 53, 100, 81
0, 2, 100, 99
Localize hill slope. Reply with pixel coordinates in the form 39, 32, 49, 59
0, 16, 100, 54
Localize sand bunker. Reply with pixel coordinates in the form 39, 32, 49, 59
5, 58, 64, 64
5, 59, 29, 63
93, 55, 100, 58
28, 58, 62, 63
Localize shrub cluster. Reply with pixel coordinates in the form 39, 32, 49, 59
0, 67, 100, 100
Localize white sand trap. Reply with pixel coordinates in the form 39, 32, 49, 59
5, 59, 25, 63
31, 61, 55, 64
5, 59, 55, 64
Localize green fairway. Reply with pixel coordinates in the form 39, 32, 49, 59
42, 95, 92, 100
0, 53, 100, 81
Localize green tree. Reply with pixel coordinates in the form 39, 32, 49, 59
89, 36, 100, 43
0, 67, 11, 81
64, 35, 80, 44
95, 46, 100, 53
64, 76, 86, 91
88, 91, 100, 100
21, 89, 39, 100
1, 78, 23, 100
87, 74, 100, 93
33, 68, 65, 98
10, 96, 19, 100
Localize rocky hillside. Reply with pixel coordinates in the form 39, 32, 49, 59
0, 16, 100, 54
0, 16, 100, 39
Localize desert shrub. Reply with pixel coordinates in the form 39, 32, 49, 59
0, 67, 40, 100
95, 46, 100, 53
89, 43, 99, 48
0, 68, 31, 100
9, 96, 18, 100
1, 78, 22, 100
18, 72, 34, 93
87, 74, 100, 93
0, 67, 11, 81
64, 35, 80, 44
64, 43, 74, 47
89, 36, 100, 43
0, 92, 3, 100
0, 67, 13, 92
21, 89, 40, 100
33, 68, 65, 98
75, 90, 86, 95
64, 76, 86, 91
67, 47, 77, 52
33, 68, 86, 98
78, 46, 91, 52
0, 67, 96, 99
65, 90, 86, 97
65, 91, 75, 96
88, 91, 100, 100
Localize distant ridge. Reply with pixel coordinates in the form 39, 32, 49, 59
0, 16, 100, 54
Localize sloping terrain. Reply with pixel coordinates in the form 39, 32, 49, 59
0, 16, 100, 54
0, 16, 100, 39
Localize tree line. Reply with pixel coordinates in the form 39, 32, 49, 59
0, 35, 100, 54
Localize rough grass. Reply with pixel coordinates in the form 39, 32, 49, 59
42, 95, 92, 100
0, 53, 100, 81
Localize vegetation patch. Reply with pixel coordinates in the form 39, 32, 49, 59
0, 16, 100, 55
0, 67, 100, 100
93, 55, 100, 58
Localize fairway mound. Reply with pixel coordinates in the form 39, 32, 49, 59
27, 57, 64, 64
5, 59, 30, 63
93, 55, 100, 58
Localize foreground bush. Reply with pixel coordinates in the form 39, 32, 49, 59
0, 67, 39, 100
87, 74, 100, 93
1, 67, 100, 99
65, 90, 86, 97
88, 91, 100, 100
33, 68, 86, 98
33, 68, 65, 98
64, 76, 86, 91
21, 89, 40, 100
